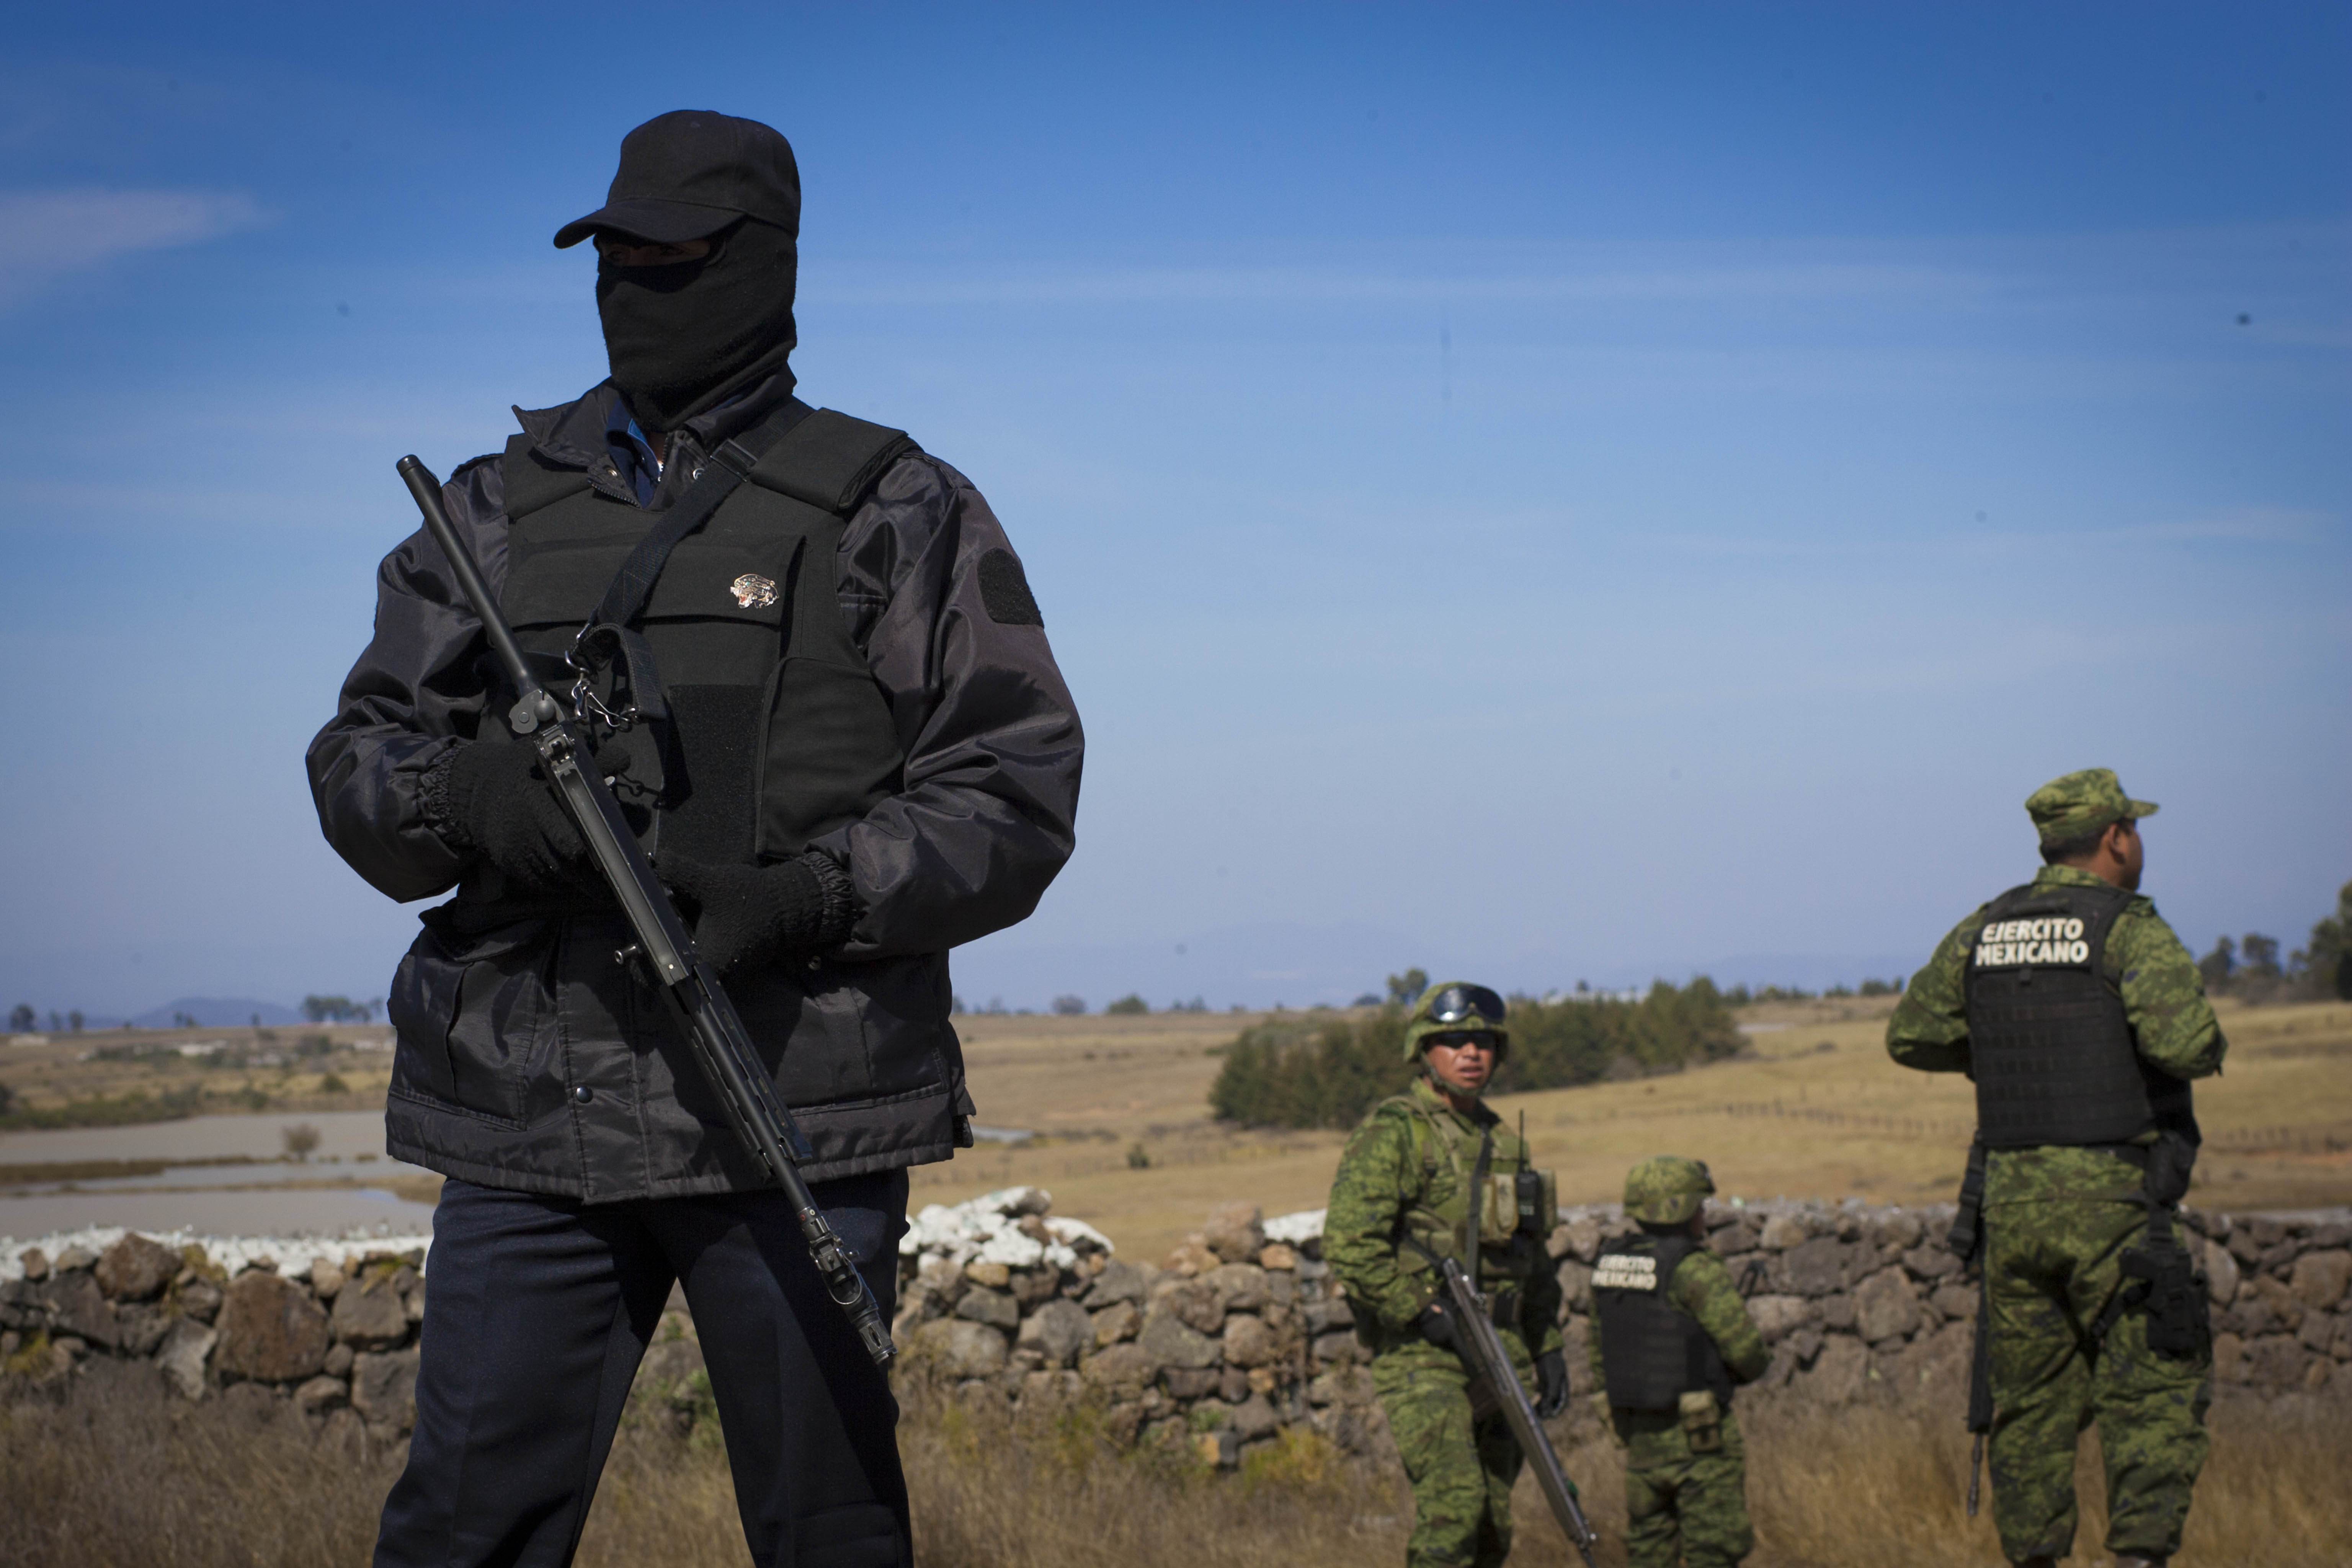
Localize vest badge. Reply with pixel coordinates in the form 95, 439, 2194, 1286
730, 573, 778, 609
1593, 1253, 1659, 1292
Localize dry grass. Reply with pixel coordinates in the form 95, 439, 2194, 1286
915, 1000, 2352, 1261
7, 1000, 2342, 1263
7, 1370, 2344, 1567
0, 1024, 397, 1123
0, 1369, 388, 1566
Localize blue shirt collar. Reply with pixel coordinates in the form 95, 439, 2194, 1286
603, 393, 662, 507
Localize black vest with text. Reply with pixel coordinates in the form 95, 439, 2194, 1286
493, 402, 912, 874
1592, 1233, 1729, 1412
1962, 879, 2191, 1148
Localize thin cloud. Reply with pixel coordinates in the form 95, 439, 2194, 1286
804, 256, 1989, 311
2089, 507, 2336, 545
0, 187, 268, 302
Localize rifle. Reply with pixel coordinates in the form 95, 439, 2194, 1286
395, 456, 895, 1367
1947, 1138, 1990, 1515
1434, 1256, 1599, 1567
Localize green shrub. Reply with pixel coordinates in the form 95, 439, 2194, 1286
1207, 979, 1742, 1129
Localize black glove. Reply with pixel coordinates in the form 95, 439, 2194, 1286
1414, 1302, 1459, 1352
659, 852, 858, 975
428, 741, 596, 898
1535, 1348, 1571, 1418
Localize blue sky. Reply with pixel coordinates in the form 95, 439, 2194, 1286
2, 2, 2345, 1017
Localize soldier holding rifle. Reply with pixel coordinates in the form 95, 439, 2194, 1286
309, 111, 1081, 1567
1886, 769, 2222, 1568
1326, 982, 1579, 1568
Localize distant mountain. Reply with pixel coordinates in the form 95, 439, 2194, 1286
129, 997, 305, 1029
949, 920, 1421, 1014
947, 922, 1926, 1014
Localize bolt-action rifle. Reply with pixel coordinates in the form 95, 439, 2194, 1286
1434, 1255, 1599, 1566
395, 455, 894, 1368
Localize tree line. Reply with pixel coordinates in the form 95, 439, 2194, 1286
1208, 976, 1744, 1130
2198, 878, 2352, 1003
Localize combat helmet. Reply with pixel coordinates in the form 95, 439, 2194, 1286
1402, 981, 1510, 1061
1624, 1155, 1715, 1227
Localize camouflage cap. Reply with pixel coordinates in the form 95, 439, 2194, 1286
1624, 1155, 1715, 1226
1401, 980, 1510, 1062
2025, 768, 2159, 846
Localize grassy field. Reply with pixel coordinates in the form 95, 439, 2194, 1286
929, 997, 2352, 1261
6, 1371, 2347, 1568
0, 1024, 397, 1124
8, 1000, 2345, 1261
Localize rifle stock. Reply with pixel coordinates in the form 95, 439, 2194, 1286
395, 456, 895, 1367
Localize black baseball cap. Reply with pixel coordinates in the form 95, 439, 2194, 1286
553, 110, 801, 249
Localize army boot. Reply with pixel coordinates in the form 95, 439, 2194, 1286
2113, 1558, 2167, 1568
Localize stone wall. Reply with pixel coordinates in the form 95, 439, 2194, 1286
1, 1229, 430, 1457
5, 1196, 2347, 1470
890, 1190, 2352, 1469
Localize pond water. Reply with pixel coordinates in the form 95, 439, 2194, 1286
0, 1110, 443, 1244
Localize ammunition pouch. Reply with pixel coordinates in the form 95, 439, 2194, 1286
1495, 1168, 1558, 1244
1678, 1388, 1724, 1453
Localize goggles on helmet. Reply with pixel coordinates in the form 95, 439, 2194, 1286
1424, 984, 1506, 1026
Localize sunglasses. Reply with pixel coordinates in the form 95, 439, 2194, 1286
1425, 984, 1506, 1026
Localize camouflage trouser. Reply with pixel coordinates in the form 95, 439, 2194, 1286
1986, 1199, 2211, 1564
1371, 1338, 1535, 1568
1616, 1409, 1752, 1568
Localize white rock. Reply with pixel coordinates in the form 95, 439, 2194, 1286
0, 1226, 433, 1284
896, 1187, 1107, 1274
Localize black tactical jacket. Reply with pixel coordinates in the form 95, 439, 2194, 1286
306, 374, 1083, 1199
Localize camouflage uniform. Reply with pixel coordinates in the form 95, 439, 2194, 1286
1586, 1158, 1770, 1568
1886, 770, 2226, 1565
1326, 986, 1563, 1568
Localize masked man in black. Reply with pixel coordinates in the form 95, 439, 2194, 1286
307, 111, 1083, 1568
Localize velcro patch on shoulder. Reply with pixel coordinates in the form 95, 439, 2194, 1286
1593, 1254, 1659, 1292
979, 549, 1043, 626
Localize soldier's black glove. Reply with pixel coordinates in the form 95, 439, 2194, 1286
426, 741, 598, 898
1535, 1348, 1570, 1418
658, 851, 858, 974
1414, 1302, 1459, 1352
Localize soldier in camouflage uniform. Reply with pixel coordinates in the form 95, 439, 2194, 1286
1326, 982, 1570, 1568
1586, 1156, 1769, 1568
1887, 769, 2225, 1568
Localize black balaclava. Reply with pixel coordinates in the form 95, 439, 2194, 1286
597, 217, 797, 433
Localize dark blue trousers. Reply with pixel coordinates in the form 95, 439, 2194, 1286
373, 1172, 910, 1568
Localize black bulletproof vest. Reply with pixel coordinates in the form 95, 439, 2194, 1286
495, 403, 911, 869
1963, 880, 2192, 1148
1592, 1234, 1729, 1412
